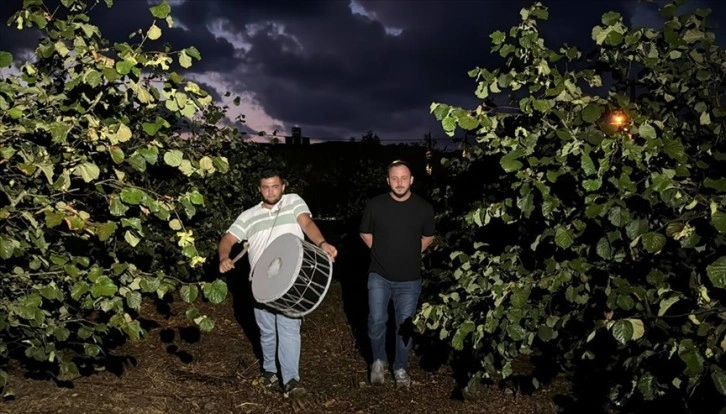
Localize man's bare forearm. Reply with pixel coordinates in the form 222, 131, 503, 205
360, 233, 373, 249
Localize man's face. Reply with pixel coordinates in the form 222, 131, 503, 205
387, 165, 413, 199
259, 176, 285, 206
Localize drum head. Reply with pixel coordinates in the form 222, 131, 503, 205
251, 233, 303, 303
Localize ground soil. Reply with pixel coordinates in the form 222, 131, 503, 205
0, 274, 577, 414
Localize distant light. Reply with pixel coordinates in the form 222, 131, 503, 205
609, 111, 628, 129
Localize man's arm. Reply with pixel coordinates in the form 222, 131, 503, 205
421, 235, 434, 253
297, 213, 338, 261
218, 232, 240, 273
360, 233, 373, 249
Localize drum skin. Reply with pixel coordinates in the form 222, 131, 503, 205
250, 233, 333, 317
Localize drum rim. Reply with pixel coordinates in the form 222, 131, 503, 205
280, 243, 333, 318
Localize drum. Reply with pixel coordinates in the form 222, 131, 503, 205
250, 233, 333, 318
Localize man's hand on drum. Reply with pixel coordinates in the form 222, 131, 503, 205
321, 242, 338, 262
219, 257, 235, 273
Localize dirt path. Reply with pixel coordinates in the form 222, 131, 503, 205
0, 279, 567, 414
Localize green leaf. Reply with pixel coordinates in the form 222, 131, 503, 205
457, 114, 479, 130
147, 24, 162, 40
711, 210, 726, 233
705, 178, 726, 191
53, 327, 71, 341
537, 325, 555, 341
711, 367, 726, 396
441, 114, 458, 134
608, 206, 629, 227
611, 319, 634, 344
601, 11, 621, 26
582, 104, 603, 122
0, 51, 12, 67
142, 120, 162, 136
641, 232, 666, 253
213, 156, 229, 173
500, 150, 524, 173
91, 276, 118, 298
180, 285, 198, 303
115, 59, 134, 75
202, 280, 227, 304
120, 188, 146, 205
658, 296, 680, 316
164, 150, 184, 167
678, 339, 704, 376
638, 123, 657, 140
48, 122, 71, 144
116, 123, 132, 142
124, 230, 141, 247
452, 321, 475, 350
169, 219, 182, 230
184, 46, 201, 60
554, 225, 574, 249
189, 191, 204, 205
185, 307, 199, 320
0, 238, 16, 259
109, 146, 125, 164
74, 162, 100, 183
127, 153, 147, 172
595, 237, 612, 259
96, 222, 117, 241
109, 197, 129, 216
150, 1, 171, 18
126, 291, 142, 310
83, 343, 102, 358
490, 30, 506, 45
627, 318, 644, 340
195, 315, 215, 332
626, 218, 649, 240
706, 256, 726, 289
0, 147, 15, 160
179, 51, 192, 68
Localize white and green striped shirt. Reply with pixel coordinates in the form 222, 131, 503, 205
226, 193, 311, 269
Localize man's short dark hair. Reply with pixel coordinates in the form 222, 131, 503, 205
387, 159, 412, 175
259, 169, 284, 182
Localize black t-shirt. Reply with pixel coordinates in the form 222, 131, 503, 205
359, 193, 435, 282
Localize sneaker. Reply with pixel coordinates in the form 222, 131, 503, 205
258, 371, 279, 388
370, 359, 385, 385
283, 379, 306, 398
394, 368, 410, 388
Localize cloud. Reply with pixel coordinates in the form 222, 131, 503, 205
1, 0, 725, 143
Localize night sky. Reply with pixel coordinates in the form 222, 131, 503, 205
1, 0, 724, 145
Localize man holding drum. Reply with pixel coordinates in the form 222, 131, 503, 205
217, 170, 337, 398
360, 159, 435, 388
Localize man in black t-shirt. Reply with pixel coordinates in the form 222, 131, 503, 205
359, 159, 435, 388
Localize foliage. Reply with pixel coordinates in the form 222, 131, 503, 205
420, 0, 726, 410
0, 0, 262, 397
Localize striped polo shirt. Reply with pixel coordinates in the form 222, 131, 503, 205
226, 193, 311, 269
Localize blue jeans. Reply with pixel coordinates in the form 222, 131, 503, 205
254, 307, 301, 384
367, 272, 421, 371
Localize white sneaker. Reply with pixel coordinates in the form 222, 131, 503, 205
370, 360, 385, 385
394, 368, 410, 388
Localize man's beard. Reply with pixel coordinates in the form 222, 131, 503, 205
263, 195, 282, 205
391, 187, 410, 199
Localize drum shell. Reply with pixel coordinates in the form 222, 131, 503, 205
250, 233, 333, 318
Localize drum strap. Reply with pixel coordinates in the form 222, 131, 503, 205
248, 201, 283, 281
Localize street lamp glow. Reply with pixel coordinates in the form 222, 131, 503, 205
609, 111, 628, 129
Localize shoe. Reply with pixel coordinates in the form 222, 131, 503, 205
394, 368, 410, 388
370, 359, 385, 385
258, 371, 279, 388
283, 379, 306, 398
